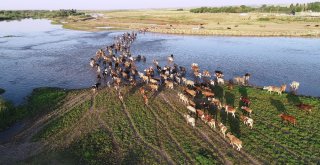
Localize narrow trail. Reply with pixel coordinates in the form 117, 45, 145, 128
45, 92, 97, 148
13, 90, 91, 143
118, 96, 176, 165
160, 93, 263, 165
95, 109, 122, 161
0, 90, 92, 164
145, 103, 195, 165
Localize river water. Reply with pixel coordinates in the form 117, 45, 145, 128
1, 19, 320, 104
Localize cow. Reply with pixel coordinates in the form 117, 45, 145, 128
224, 105, 237, 118
226, 132, 243, 151
184, 114, 195, 127
149, 84, 159, 92
218, 122, 227, 138
290, 81, 300, 93
90, 58, 95, 67
185, 80, 195, 87
149, 78, 158, 84
240, 115, 253, 129
207, 118, 216, 130
241, 106, 253, 116
165, 80, 174, 89
202, 91, 215, 98
196, 109, 205, 120
143, 95, 148, 105
240, 96, 251, 107
296, 103, 313, 113
178, 93, 189, 104
267, 85, 287, 95
184, 88, 196, 97
187, 105, 196, 114
279, 113, 296, 126
211, 98, 222, 109
139, 87, 145, 95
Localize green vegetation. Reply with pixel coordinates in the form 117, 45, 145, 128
71, 130, 117, 164
0, 96, 15, 131
34, 100, 90, 140
0, 88, 67, 131
190, 2, 320, 13
1, 85, 319, 164
0, 10, 85, 21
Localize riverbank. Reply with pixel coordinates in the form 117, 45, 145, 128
54, 10, 320, 37
0, 84, 319, 164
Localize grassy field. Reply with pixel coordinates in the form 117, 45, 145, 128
1, 84, 319, 164
55, 9, 320, 37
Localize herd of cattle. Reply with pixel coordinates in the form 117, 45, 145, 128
89, 32, 314, 152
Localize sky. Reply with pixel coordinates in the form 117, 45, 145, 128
0, 0, 318, 10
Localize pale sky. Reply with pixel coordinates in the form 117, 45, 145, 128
0, 0, 318, 10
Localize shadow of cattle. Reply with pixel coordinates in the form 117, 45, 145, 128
286, 94, 302, 105
150, 85, 165, 100
220, 107, 228, 125
238, 86, 248, 97
225, 91, 235, 107
270, 98, 286, 113
129, 82, 144, 94
228, 114, 241, 138
211, 85, 224, 102
208, 104, 218, 119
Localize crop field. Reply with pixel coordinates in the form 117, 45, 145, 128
2, 83, 317, 164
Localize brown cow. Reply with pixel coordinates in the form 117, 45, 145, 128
139, 87, 145, 95
196, 109, 205, 120
279, 113, 296, 126
226, 132, 243, 151
189, 100, 196, 107
184, 88, 196, 97
296, 103, 313, 113
202, 91, 215, 98
224, 105, 237, 118
143, 95, 148, 105
241, 106, 252, 116
218, 122, 227, 138
149, 84, 158, 92
203, 114, 213, 124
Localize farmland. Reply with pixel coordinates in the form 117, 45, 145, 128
1, 84, 319, 164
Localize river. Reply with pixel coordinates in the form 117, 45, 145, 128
1, 19, 320, 104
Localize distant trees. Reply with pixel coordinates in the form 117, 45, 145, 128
0, 10, 85, 21
190, 2, 320, 13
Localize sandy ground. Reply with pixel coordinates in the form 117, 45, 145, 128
57, 10, 320, 37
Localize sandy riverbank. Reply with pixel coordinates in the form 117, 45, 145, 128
53, 10, 320, 37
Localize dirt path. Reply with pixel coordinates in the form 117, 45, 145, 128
13, 90, 91, 143
119, 96, 176, 165
95, 109, 122, 162
146, 104, 195, 164
0, 90, 93, 164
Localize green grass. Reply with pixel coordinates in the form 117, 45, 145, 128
3, 85, 320, 164
33, 100, 90, 140
0, 87, 67, 131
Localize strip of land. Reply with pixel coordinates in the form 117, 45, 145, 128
54, 9, 320, 37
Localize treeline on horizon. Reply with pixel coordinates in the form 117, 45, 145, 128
0, 9, 85, 21
190, 2, 320, 13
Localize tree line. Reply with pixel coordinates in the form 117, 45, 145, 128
0, 9, 85, 21
190, 2, 320, 13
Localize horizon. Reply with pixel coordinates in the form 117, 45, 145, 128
0, 0, 318, 10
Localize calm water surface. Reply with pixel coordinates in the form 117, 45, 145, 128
1, 19, 320, 104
